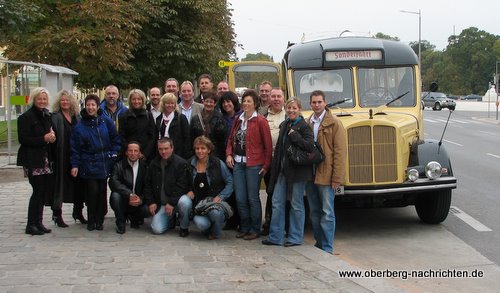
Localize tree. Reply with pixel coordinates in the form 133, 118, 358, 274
409, 40, 436, 55
0, 0, 44, 44
1, 0, 236, 90
373, 32, 400, 41
442, 27, 498, 94
2, 0, 152, 88
122, 0, 236, 90
242, 52, 274, 62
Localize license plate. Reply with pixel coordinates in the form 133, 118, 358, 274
334, 185, 344, 195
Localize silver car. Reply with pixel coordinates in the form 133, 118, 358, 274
421, 92, 456, 111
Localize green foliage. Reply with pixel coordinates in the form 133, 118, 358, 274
122, 0, 236, 90
423, 27, 498, 94
242, 52, 274, 62
373, 32, 400, 41
1, 0, 235, 90
0, 0, 44, 44
409, 40, 436, 54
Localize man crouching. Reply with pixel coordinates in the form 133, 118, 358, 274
109, 141, 148, 234
144, 137, 193, 236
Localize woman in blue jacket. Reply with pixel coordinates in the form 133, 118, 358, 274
70, 94, 121, 231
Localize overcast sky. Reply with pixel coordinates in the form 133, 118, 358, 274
228, 0, 499, 60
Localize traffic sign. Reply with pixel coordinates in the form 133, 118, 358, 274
218, 60, 237, 68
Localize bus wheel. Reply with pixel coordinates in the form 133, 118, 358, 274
415, 190, 451, 224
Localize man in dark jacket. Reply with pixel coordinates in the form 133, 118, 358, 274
109, 141, 148, 234
143, 138, 193, 236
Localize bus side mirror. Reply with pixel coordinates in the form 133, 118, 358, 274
429, 82, 439, 92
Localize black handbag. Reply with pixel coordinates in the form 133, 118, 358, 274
286, 141, 325, 165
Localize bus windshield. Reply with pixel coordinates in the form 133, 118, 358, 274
293, 68, 354, 110
358, 66, 415, 108
292, 66, 416, 110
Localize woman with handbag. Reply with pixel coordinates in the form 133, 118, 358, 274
262, 98, 315, 247
189, 136, 233, 239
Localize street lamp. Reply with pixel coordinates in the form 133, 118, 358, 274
400, 9, 421, 69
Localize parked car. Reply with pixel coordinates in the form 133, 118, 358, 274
421, 92, 456, 111
462, 94, 482, 101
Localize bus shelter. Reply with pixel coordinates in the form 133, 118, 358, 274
0, 59, 78, 164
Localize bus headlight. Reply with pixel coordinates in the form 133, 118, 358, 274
425, 161, 442, 180
407, 169, 419, 182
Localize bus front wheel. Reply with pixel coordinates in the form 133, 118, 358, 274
415, 189, 451, 224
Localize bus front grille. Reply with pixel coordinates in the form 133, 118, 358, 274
348, 125, 397, 184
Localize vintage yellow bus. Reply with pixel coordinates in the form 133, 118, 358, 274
225, 36, 457, 224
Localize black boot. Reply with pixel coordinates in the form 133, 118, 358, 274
72, 209, 88, 224
26, 225, 44, 235
37, 223, 51, 233
52, 209, 69, 228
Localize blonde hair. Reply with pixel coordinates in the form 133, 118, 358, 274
285, 97, 302, 110
159, 93, 179, 113
52, 90, 79, 116
28, 87, 50, 106
128, 89, 147, 109
180, 80, 194, 90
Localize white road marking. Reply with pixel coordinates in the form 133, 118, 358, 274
480, 131, 495, 135
436, 119, 453, 123
451, 119, 468, 124
424, 118, 438, 123
487, 153, 500, 159
449, 206, 492, 232
442, 139, 463, 146
467, 120, 485, 125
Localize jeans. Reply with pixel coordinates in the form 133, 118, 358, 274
193, 208, 226, 238
109, 192, 146, 227
268, 173, 307, 245
233, 163, 262, 234
150, 195, 192, 234
306, 182, 336, 253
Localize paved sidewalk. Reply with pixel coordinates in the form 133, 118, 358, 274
0, 161, 404, 292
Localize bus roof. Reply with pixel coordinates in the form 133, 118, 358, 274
284, 37, 418, 68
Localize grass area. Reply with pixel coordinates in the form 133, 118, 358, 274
0, 120, 18, 144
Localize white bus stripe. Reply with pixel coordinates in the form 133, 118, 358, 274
449, 206, 492, 232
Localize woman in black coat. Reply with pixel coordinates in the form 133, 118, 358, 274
118, 89, 156, 163
17, 87, 56, 235
262, 98, 314, 247
190, 92, 227, 161
51, 90, 86, 227
155, 93, 192, 159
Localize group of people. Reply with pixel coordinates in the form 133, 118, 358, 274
17, 74, 346, 254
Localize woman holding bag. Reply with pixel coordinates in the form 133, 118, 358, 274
262, 98, 314, 247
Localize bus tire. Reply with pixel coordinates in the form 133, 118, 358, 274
415, 189, 451, 224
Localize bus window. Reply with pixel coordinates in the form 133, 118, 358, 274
233, 64, 280, 93
293, 69, 354, 110
358, 67, 415, 107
